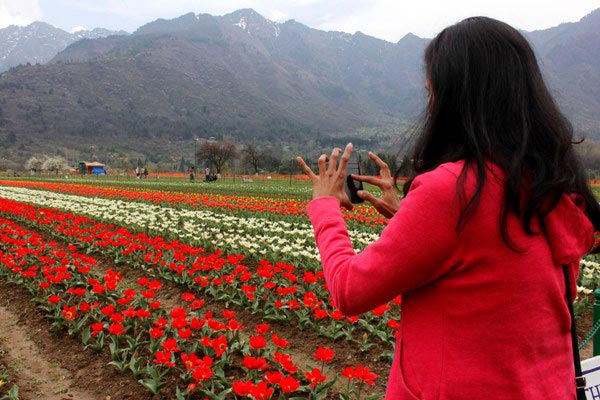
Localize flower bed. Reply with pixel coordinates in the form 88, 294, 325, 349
0, 180, 388, 227
0, 216, 382, 398
0, 195, 400, 352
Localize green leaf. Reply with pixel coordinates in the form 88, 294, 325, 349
138, 378, 159, 395
374, 330, 388, 342
364, 394, 385, 400
75, 314, 90, 331
175, 386, 187, 400
81, 326, 91, 345
108, 360, 128, 373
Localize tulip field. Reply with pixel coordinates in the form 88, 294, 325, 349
0, 176, 597, 399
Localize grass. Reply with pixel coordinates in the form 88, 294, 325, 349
0, 173, 390, 200
2, 174, 315, 198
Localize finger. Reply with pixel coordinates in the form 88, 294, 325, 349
351, 174, 387, 187
341, 199, 354, 211
338, 143, 353, 175
357, 190, 381, 206
328, 148, 342, 174
368, 152, 391, 177
359, 190, 395, 218
296, 157, 317, 179
318, 154, 328, 176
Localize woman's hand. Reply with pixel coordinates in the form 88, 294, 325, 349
352, 152, 400, 218
296, 143, 354, 210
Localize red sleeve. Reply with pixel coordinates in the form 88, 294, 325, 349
307, 165, 463, 316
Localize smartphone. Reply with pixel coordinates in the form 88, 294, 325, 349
345, 152, 364, 204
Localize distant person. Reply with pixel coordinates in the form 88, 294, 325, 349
135, 166, 140, 179
143, 167, 148, 179
205, 167, 210, 182
297, 17, 599, 400
189, 166, 195, 182
204, 173, 218, 182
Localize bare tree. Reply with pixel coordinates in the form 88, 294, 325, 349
260, 148, 282, 173
42, 156, 68, 174
242, 145, 282, 174
242, 144, 261, 174
196, 140, 238, 174
576, 140, 600, 173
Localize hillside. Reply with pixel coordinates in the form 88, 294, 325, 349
0, 22, 127, 73
0, 9, 597, 168
525, 8, 600, 134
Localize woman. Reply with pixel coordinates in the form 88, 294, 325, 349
297, 17, 600, 399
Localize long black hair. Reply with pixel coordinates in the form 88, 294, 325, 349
401, 16, 600, 250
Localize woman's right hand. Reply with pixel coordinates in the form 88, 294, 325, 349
352, 152, 401, 218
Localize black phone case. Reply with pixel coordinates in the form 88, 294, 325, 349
345, 155, 364, 204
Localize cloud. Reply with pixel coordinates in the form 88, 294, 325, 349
0, 0, 43, 28
311, 0, 600, 40
70, 25, 85, 33
37, 0, 600, 41
268, 9, 287, 22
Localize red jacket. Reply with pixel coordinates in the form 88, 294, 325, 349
307, 160, 594, 400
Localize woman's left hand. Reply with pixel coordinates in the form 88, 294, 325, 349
296, 143, 354, 210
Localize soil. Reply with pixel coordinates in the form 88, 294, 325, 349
577, 299, 595, 360
0, 280, 161, 400
20, 220, 392, 397
90, 258, 391, 397
0, 304, 100, 400
4, 217, 597, 399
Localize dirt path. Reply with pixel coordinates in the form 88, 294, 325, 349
0, 280, 159, 400
0, 305, 100, 400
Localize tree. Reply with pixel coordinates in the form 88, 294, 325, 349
242, 144, 261, 174
242, 145, 282, 174
396, 155, 412, 177
362, 153, 399, 176
25, 156, 44, 173
260, 148, 282, 173
196, 140, 238, 174
576, 140, 600, 174
42, 156, 68, 174
178, 157, 186, 173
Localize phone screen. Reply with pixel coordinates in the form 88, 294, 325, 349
345, 153, 364, 204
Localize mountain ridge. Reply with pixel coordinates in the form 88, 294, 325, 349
0, 21, 128, 73
0, 8, 597, 168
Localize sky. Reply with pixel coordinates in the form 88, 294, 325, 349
1, 0, 599, 40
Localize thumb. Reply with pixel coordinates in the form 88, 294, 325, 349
357, 190, 378, 204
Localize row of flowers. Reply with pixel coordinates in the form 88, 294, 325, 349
0, 215, 381, 399
0, 184, 595, 340
0, 185, 380, 267
2, 184, 596, 343
576, 259, 600, 315
0, 180, 388, 227
0, 195, 400, 354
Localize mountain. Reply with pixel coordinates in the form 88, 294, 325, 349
525, 9, 600, 134
0, 22, 128, 73
0, 9, 597, 168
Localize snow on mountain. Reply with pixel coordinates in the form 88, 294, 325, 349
0, 22, 128, 72
224, 9, 281, 38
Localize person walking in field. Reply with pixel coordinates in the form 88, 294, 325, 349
298, 17, 599, 400
189, 166, 195, 182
